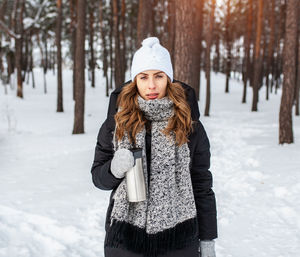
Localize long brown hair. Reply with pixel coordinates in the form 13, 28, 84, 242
114, 78, 193, 146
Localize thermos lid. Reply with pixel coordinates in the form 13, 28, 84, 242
130, 148, 143, 160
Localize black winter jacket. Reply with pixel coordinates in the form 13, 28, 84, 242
91, 80, 218, 240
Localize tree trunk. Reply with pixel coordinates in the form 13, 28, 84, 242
37, 33, 47, 94
128, 1, 138, 67
44, 36, 48, 74
109, 0, 114, 88
296, 31, 300, 116
225, 0, 232, 93
204, 0, 216, 116
194, 0, 203, 100
198, 0, 205, 99
137, 0, 155, 47
260, 28, 268, 90
99, 0, 109, 96
15, 0, 24, 98
174, 0, 202, 99
213, 28, 220, 73
88, 1, 95, 88
242, 0, 252, 103
167, 0, 176, 64
29, 35, 35, 88
113, 0, 123, 88
120, 0, 126, 79
56, 0, 63, 112
70, 0, 77, 100
0, 17, 3, 77
265, 0, 275, 101
0, 0, 6, 75
72, 0, 86, 134
24, 34, 29, 83
279, 0, 297, 144
6, 50, 14, 86
30, 51, 35, 89
251, 0, 263, 111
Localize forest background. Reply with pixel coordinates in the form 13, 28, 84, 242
0, 0, 299, 144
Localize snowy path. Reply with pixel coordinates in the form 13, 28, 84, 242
0, 70, 299, 257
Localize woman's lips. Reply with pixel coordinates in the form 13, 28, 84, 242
147, 93, 159, 100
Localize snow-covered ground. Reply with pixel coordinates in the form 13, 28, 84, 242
0, 69, 299, 257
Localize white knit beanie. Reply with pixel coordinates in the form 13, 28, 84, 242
131, 37, 173, 82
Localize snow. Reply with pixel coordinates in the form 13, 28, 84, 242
0, 69, 300, 257
23, 0, 49, 30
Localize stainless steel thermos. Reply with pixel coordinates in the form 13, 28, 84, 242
126, 148, 146, 202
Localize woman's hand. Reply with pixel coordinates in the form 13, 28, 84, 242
199, 240, 216, 257
111, 149, 134, 178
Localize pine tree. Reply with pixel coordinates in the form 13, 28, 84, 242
173, 0, 202, 99
265, 0, 275, 101
224, 0, 232, 93
137, 0, 155, 46
15, 0, 25, 98
242, 0, 253, 103
72, 0, 86, 134
279, 0, 297, 144
251, 0, 263, 111
56, 0, 63, 112
204, 0, 216, 116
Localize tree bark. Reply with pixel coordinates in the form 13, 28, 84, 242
204, 0, 216, 116
213, 26, 220, 73
198, 0, 205, 99
99, 0, 109, 96
23, 34, 29, 83
70, 0, 77, 100
174, 0, 202, 99
113, 0, 123, 88
15, 0, 24, 98
56, 0, 63, 112
296, 31, 300, 116
109, 0, 113, 88
265, 0, 275, 101
28, 35, 35, 88
242, 0, 252, 103
88, 1, 95, 88
167, 0, 176, 64
72, 0, 86, 134
120, 0, 126, 78
260, 27, 268, 90
0, 0, 6, 75
137, 0, 155, 47
194, 0, 203, 100
37, 33, 47, 94
279, 0, 297, 144
251, 0, 263, 111
225, 0, 232, 93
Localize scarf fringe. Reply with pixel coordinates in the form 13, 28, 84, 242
104, 217, 199, 257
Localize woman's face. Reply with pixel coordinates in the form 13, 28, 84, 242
136, 70, 168, 100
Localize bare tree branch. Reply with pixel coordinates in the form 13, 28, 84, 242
0, 20, 21, 39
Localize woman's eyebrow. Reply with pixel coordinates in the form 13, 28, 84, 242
139, 72, 163, 76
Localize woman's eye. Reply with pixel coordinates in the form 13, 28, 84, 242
156, 75, 163, 79
140, 77, 147, 80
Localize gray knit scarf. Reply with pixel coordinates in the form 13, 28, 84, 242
105, 95, 198, 256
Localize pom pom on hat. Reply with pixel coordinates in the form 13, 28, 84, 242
141, 37, 159, 47
131, 37, 173, 82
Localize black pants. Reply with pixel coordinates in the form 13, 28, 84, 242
104, 241, 199, 257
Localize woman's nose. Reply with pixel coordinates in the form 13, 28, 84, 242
148, 77, 156, 89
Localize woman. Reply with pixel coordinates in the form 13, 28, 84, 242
91, 37, 217, 257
